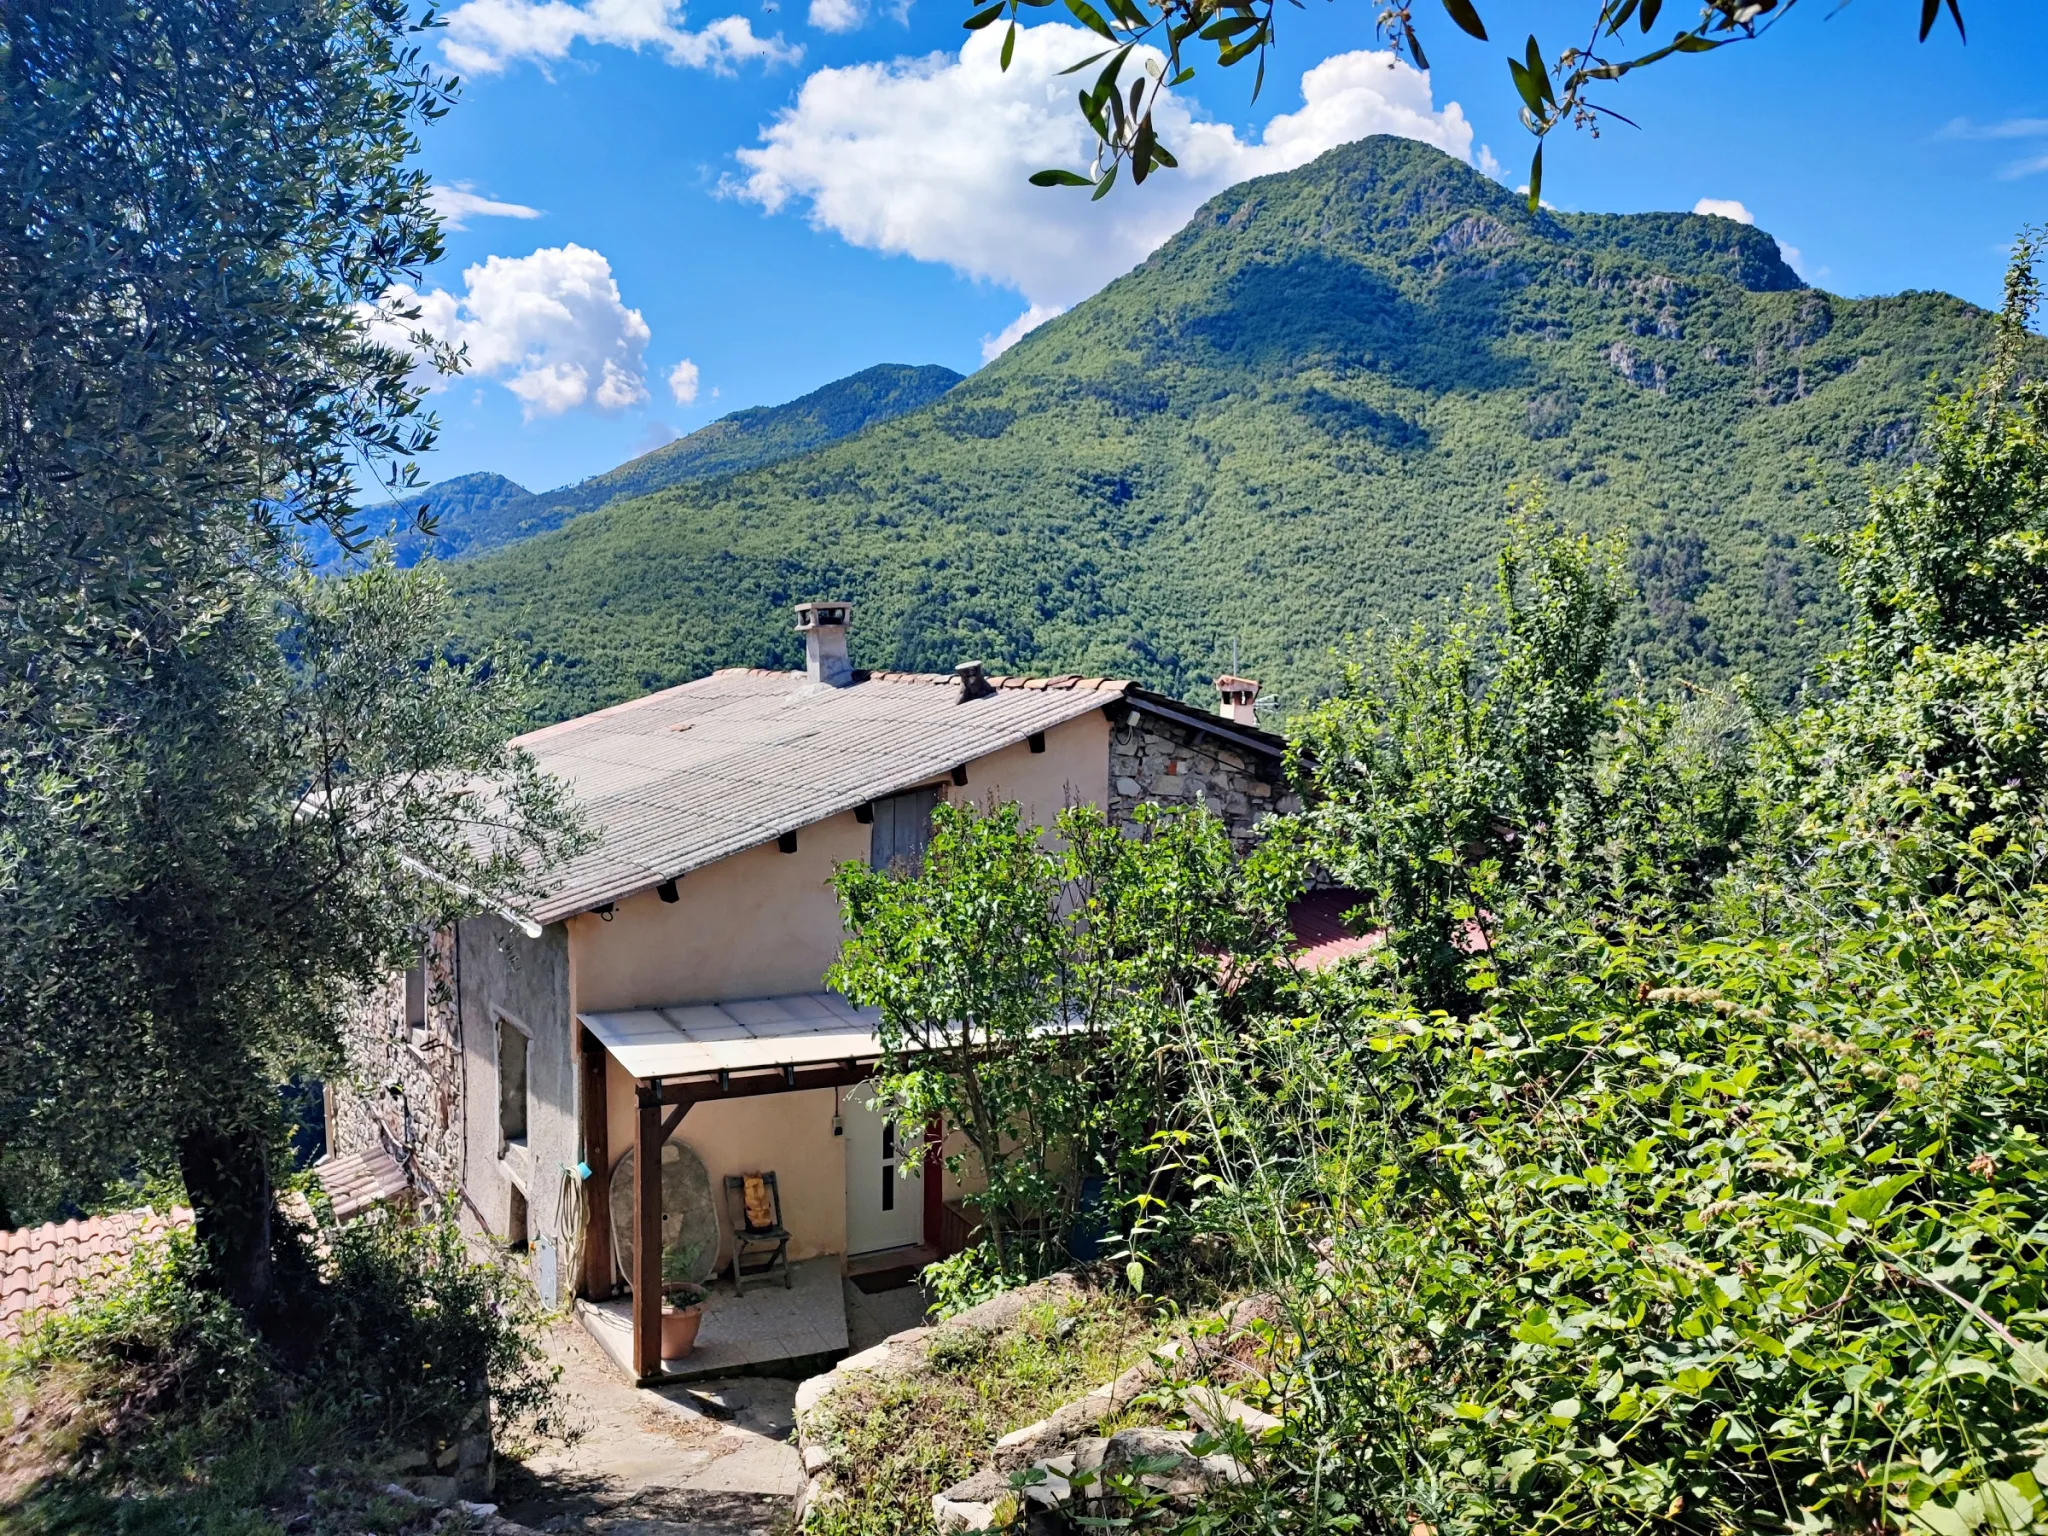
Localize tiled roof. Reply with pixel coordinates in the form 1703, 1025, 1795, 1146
312, 1148, 412, 1222
514, 668, 1138, 924
0, 1206, 190, 1341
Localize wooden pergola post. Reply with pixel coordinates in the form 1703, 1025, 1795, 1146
632, 1079, 697, 1384
580, 1028, 613, 1300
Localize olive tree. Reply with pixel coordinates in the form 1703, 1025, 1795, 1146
0, 0, 585, 1321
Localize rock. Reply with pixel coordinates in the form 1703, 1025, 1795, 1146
404, 1475, 462, 1503
993, 1418, 1051, 1455
802, 1442, 833, 1475
1182, 1386, 1282, 1438
456, 1502, 499, 1518
1096, 1427, 1247, 1514
940, 1468, 1010, 1503
1115, 777, 1142, 797
932, 1493, 1000, 1533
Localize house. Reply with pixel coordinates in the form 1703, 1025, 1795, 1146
329, 603, 1294, 1381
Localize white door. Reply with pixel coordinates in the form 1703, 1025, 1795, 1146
844, 1080, 923, 1255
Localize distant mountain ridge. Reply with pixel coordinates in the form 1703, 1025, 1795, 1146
323, 362, 963, 569
448, 137, 2015, 723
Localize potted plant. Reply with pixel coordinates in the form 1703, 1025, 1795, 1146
660, 1240, 709, 1359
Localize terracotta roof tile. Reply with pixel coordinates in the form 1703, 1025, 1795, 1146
313, 1148, 412, 1223
0, 1207, 191, 1341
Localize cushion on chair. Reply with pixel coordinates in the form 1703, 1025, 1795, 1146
742, 1173, 775, 1232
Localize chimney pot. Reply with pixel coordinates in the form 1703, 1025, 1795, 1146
1216, 674, 1261, 727
954, 660, 994, 702
794, 601, 854, 688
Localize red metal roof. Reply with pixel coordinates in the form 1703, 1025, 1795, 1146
1286, 889, 1385, 972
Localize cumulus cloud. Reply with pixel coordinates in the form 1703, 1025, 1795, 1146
443, 0, 798, 74
428, 182, 543, 230
808, 0, 864, 30
981, 302, 1064, 361
730, 28, 1478, 338
667, 358, 702, 404
373, 245, 653, 419
1692, 197, 1755, 225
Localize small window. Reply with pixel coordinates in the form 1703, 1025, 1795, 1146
497, 1016, 529, 1150
870, 787, 940, 874
402, 957, 428, 1048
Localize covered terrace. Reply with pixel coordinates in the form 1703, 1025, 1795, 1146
577, 992, 889, 1385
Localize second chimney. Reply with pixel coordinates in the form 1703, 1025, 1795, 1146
795, 601, 853, 688
1216, 674, 1260, 727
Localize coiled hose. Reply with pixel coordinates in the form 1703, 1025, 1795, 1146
556, 1161, 587, 1304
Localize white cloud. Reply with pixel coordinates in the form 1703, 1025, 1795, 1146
428, 182, 543, 230
1939, 116, 2048, 140
668, 358, 702, 404
443, 0, 799, 74
730, 29, 1476, 316
1692, 197, 1755, 225
981, 302, 1063, 361
373, 244, 653, 419
808, 0, 864, 30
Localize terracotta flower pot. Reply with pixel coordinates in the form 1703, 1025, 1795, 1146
661, 1298, 704, 1359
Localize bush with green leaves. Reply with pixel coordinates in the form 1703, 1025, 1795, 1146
6, 1210, 557, 1528
829, 797, 1302, 1275
1132, 242, 2048, 1536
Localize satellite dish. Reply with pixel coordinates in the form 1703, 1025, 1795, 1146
609, 1138, 721, 1290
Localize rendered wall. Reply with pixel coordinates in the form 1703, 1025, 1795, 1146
565, 708, 1112, 1013
452, 916, 575, 1301
596, 1050, 845, 1276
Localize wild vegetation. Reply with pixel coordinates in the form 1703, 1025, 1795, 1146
829, 244, 2048, 1535
0, 1212, 556, 1534
449, 137, 2016, 725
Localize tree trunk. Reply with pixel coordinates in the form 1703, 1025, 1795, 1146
177, 1120, 274, 1316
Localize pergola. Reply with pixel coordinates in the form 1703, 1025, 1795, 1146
576, 993, 888, 1384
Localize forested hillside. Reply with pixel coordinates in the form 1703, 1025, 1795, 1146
451, 137, 2010, 723
320, 363, 962, 569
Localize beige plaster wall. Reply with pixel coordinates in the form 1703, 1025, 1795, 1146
566, 708, 1113, 1014
600, 1050, 844, 1271
572, 706, 1111, 1271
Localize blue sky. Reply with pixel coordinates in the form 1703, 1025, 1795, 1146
388, 0, 2048, 498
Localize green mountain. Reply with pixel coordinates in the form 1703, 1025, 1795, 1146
324, 363, 963, 570
439, 362, 963, 560
312, 470, 530, 570
451, 137, 2009, 723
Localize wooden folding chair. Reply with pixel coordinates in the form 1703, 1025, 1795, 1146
723, 1172, 792, 1295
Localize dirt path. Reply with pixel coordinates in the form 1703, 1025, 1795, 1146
494, 1316, 804, 1535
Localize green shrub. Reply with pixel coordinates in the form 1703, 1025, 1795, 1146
2, 1209, 555, 1531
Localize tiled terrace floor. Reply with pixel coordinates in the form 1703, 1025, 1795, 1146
577, 1256, 847, 1383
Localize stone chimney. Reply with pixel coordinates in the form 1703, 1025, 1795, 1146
795, 601, 853, 688
1215, 674, 1260, 727
954, 660, 995, 702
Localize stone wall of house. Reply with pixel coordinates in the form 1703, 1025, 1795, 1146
329, 928, 465, 1205
1108, 707, 1300, 849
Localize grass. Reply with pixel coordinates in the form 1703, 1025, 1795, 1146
803, 1288, 1170, 1536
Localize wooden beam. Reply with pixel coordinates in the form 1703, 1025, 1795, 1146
640, 1060, 879, 1107
632, 1080, 671, 1384
580, 1029, 614, 1300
